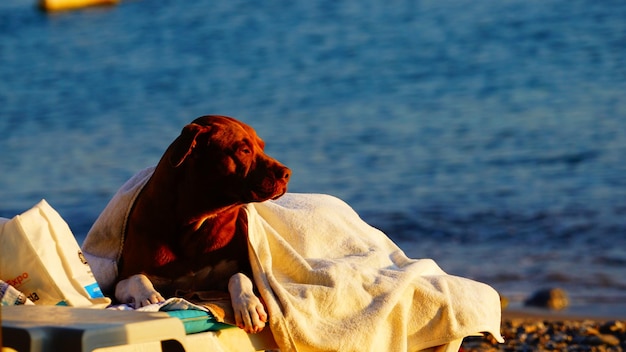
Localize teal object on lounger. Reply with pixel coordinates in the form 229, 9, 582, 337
165, 310, 234, 334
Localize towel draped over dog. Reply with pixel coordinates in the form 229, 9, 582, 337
82, 167, 504, 351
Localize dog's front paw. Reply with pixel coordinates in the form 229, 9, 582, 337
229, 273, 268, 333
115, 274, 165, 309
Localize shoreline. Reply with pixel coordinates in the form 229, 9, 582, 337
502, 306, 626, 322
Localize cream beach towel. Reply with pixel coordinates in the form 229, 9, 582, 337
81, 167, 155, 295
82, 168, 504, 351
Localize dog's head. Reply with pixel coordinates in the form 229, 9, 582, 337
163, 115, 290, 206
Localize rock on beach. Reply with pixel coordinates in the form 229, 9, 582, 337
524, 287, 570, 310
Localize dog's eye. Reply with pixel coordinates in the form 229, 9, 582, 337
235, 142, 252, 156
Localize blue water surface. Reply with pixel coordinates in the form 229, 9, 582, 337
1, 0, 625, 315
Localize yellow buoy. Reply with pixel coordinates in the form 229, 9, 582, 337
40, 0, 119, 12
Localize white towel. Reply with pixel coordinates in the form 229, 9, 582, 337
248, 193, 503, 351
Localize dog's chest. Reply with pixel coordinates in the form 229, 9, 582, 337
149, 229, 249, 294
174, 258, 240, 292
148, 252, 244, 295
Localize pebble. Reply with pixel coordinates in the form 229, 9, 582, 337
460, 319, 626, 352
524, 287, 570, 310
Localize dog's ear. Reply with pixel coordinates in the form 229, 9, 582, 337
168, 123, 207, 167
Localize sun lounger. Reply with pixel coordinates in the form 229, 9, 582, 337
1, 305, 277, 352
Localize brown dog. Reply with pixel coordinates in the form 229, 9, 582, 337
113, 115, 290, 333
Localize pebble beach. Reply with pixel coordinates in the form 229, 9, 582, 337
462, 312, 625, 351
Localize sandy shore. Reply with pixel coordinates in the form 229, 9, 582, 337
461, 308, 626, 351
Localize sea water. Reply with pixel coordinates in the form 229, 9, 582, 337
1, 0, 625, 316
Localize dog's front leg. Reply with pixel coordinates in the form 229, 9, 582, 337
229, 272, 268, 333
115, 274, 165, 309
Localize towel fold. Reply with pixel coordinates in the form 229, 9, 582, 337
107, 296, 209, 312
82, 167, 155, 295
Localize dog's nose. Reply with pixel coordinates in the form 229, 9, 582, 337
277, 166, 290, 181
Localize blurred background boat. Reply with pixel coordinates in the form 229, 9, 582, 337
39, 0, 118, 12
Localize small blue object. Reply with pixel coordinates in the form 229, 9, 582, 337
84, 282, 106, 298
